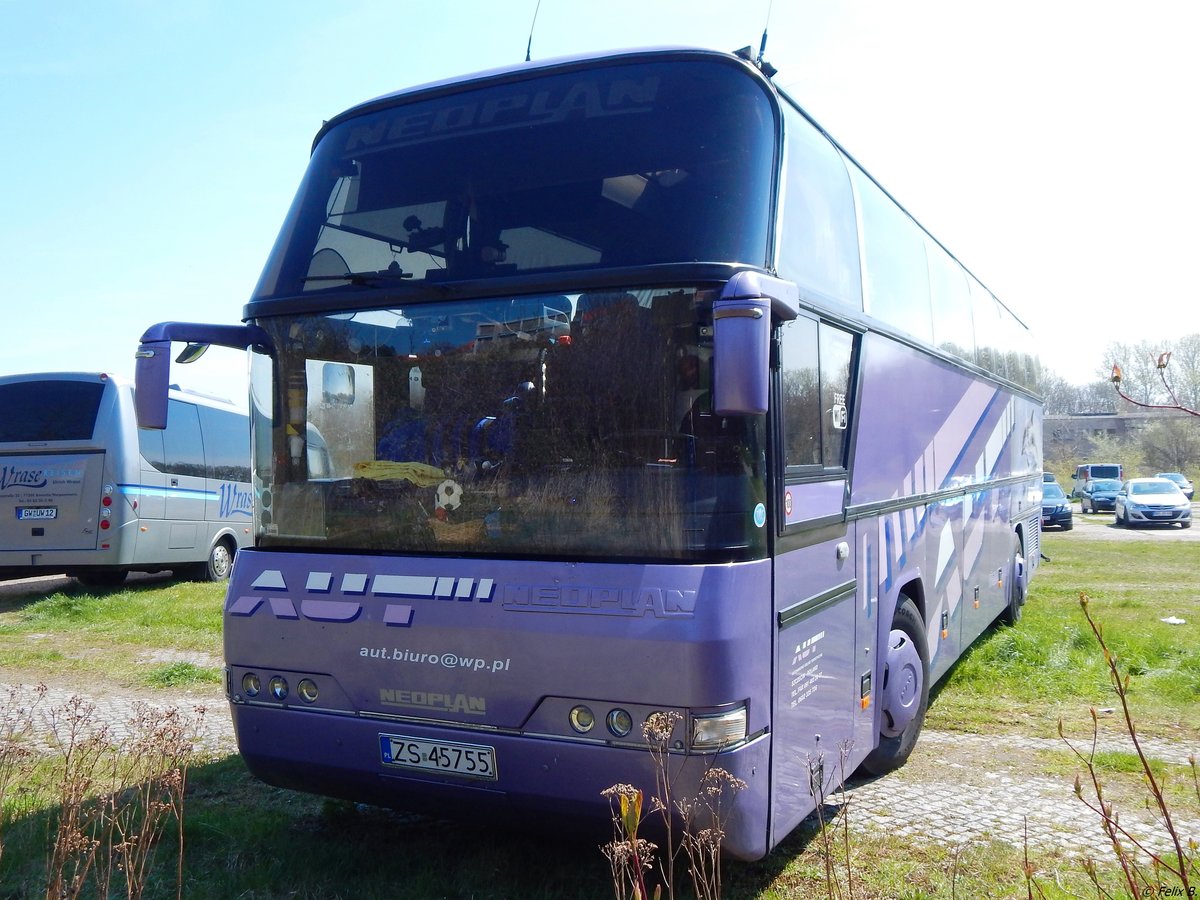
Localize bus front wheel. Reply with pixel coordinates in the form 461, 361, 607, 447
860, 598, 929, 776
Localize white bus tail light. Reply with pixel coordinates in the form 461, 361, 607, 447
690, 706, 747, 751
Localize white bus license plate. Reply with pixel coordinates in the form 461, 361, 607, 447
379, 734, 497, 780
17, 507, 57, 520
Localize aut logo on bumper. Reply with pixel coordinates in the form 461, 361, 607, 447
227, 570, 495, 628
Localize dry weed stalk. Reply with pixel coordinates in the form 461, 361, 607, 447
0, 687, 203, 899
1056, 593, 1198, 899
0, 683, 46, 868
806, 741, 855, 900
602, 711, 745, 900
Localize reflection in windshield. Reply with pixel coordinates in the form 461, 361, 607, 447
252, 287, 766, 561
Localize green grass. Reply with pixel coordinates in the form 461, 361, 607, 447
1, 538, 1198, 898
0, 576, 224, 690
929, 533, 1200, 740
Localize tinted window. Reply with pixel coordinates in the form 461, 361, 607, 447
0, 381, 106, 442
254, 58, 776, 299
926, 240, 975, 361
777, 105, 862, 309
849, 166, 933, 343
198, 406, 251, 482
1043, 484, 1065, 499
780, 318, 855, 471
161, 400, 205, 478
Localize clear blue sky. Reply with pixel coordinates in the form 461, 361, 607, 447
2, 0, 1195, 401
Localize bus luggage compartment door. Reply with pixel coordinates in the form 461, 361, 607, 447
0, 452, 106, 551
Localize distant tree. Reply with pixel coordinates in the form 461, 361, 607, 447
1138, 417, 1200, 474
1076, 379, 1118, 414
1085, 432, 1144, 478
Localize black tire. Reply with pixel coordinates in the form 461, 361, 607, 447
1181, 520, 1192, 530
999, 536, 1026, 626
75, 570, 128, 590
193, 539, 236, 582
1062, 520, 1073, 531
860, 598, 929, 776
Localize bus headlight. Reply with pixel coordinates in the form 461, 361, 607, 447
568, 705, 595, 733
241, 673, 261, 697
690, 706, 747, 751
269, 676, 289, 700
606, 708, 633, 738
297, 679, 319, 703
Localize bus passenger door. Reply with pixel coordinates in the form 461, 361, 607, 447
769, 315, 867, 846
770, 500, 861, 849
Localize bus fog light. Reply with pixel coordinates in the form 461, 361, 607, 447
269, 676, 289, 701
568, 705, 595, 733
297, 679, 319, 703
691, 707, 747, 751
606, 708, 633, 738
241, 673, 261, 698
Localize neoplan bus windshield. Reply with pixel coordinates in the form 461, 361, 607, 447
252, 287, 767, 561
251, 58, 775, 298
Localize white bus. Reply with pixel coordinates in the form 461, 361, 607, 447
0, 371, 252, 588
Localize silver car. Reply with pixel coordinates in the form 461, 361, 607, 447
1115, 478, 1193, 528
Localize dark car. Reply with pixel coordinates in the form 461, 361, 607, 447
1080, 478, 1123, 513
1041, 482, 1073, 530
1155, 472, 1194, 501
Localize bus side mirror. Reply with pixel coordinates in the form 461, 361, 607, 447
712, 273, 799, 416
134, 321, 273, 429
134, 341, 172, 429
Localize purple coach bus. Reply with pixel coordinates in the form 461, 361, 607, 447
134, 47, 1042, 860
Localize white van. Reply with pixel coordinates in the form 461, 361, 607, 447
1070, 463, 1123, 499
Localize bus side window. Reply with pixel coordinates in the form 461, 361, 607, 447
780, 318, 855, 472
163, 400, 205, 478
138, 423, 165, 470
780, 317, 821, 468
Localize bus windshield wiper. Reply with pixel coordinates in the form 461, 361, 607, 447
302, 264, 416, 287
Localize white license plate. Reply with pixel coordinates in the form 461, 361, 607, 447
1152, 510, 1174, 517
379, 734, 497, 780
17, 507, 57, 520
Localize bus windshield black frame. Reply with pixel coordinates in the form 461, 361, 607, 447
252, 57, 776, 300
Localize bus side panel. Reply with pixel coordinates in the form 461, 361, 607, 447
849, 335, 1039, 681
0, 452, 106, 555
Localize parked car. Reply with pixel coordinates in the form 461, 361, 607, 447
1071, 463, 1123, 498
1155, 472, 1194, 501
1043, 472, 1057, 483
1041, 482, 1073, 530
1115, 478, 1192, 528
1079, 478, 1123, 513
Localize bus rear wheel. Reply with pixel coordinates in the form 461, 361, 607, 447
193, 539, 235, 582
999, 537, 1026, 626
860, 598, 929, 776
